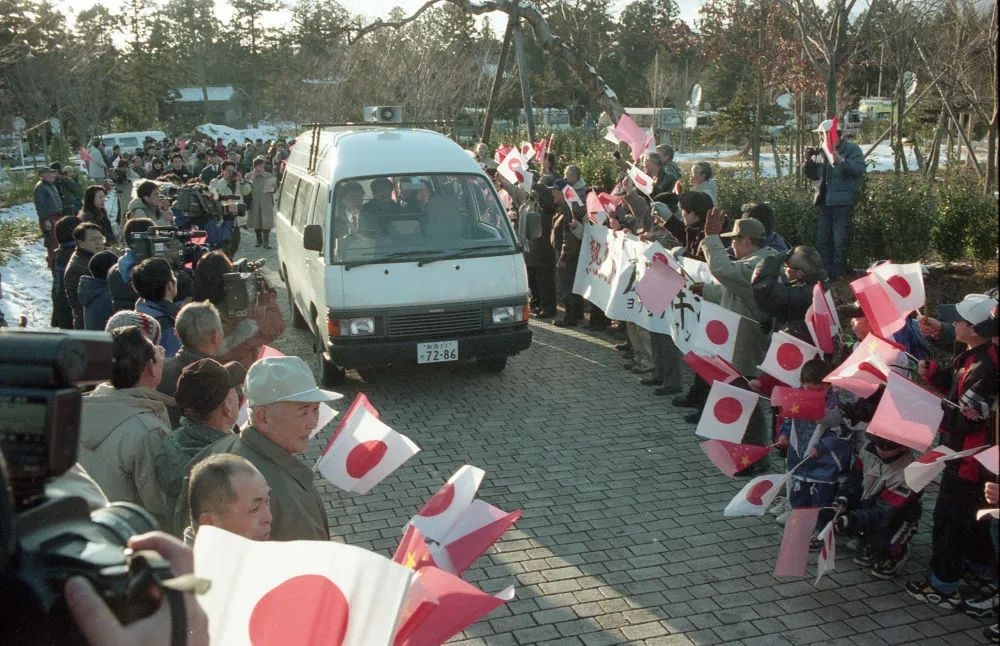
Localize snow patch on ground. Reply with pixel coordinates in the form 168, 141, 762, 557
194, 122, 297, 145
0, 202, 53, 328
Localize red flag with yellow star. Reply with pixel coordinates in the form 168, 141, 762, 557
771, 386, 827, 421
700, 440, 771, 477
393, 524, 437, 571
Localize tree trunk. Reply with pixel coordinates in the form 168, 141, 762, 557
825, 58, 837, 118
986, 103, 997, 194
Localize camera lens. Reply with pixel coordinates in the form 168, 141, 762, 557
90, 502, 158, 545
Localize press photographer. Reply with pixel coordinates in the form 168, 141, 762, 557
126, 181, 173, 227
192, 250, 285, 369
0, 329, 208, 646
208, 161, 251, 257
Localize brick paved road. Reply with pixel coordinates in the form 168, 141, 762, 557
255, 242, 991, 646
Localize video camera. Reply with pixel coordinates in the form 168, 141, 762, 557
223, 257, 267, 317
0, 331, 172, 645
130, 225, 208, 269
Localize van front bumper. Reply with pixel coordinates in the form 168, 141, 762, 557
327, 325, 532, 368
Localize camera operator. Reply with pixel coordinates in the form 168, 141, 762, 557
109, 217, 156, 312
133, 258, 182, 357
208, 160, 251, 256
127, 181, 173, 227
192, 250, 285, 370
78, 326, 173, 529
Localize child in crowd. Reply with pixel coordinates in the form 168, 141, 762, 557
775, 358, 852, 531
823, 435, 921, 579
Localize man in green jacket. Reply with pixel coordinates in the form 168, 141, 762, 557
174, 356, 343, 541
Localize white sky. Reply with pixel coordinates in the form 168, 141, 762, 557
52, 0, 705, 32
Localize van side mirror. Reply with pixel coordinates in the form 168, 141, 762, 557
303, 224, 324, 253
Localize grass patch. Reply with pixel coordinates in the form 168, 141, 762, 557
0, 218, 40, 266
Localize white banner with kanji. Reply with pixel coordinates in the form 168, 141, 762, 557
572, 223, 704, 352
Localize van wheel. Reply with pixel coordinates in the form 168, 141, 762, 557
477, 356, 508, 372
314, 331, 346, 386
286, 282, 309, 330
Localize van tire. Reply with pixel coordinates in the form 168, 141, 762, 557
477, 356, 508, 372
286, 282, 309, 330
314, 330, 346, 386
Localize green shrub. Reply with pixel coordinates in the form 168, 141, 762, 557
0, 218, 39, 265
851, 172, 936, 265
934, 170, 997, 263
0, 171, 38, 206
47, 135, 71, 167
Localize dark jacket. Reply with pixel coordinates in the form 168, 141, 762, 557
926, 342, 998, 483
805, 139, 866, 207
520, 192, 556, 268
551, 203, 584, 264
173, 427, 330, 541
51, 242, 75, 329
64, 248, 95, 329
682, 222, 706, 261
154, 417, 230, 530
109, 250, 140, 312
80, 207, 117, 245
751, 252, 827, 336
34, 180, 62, 220
56, 176, 83, 215
78, 275, 113, 331
136, 298, 181, 357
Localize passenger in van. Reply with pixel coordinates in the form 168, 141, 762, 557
333, 181, 364, 237
359, 177, 403, 233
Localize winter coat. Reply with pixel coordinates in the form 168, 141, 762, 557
109, 250, 140, 312
78, 275, 113, 331
78, 383, 173, 528
779, 389, 852, 483
173, 426, 330, 541
34, 180, 62, 221
56, 176, 83, 215
126, 197, 168, 226
155, 417, 231, 531
87, 145, 107, 178
51, 243, 75, 329
246, 170, 276, 230
694, 178, 719, 206
80, 207, 117, 245
136, 298, 181, 357
751, 253, 827, 337
700, 236, 778, 374
925, 342, 998, 483
805, 139, 866, 207
217, 290, 286, 370
64, 248, 95, 330
551, 202, 584, 265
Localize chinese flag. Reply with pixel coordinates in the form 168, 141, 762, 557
774, 507, 821, 577
771, 386, 827, 421
683, 351, 742, 386
393, 524, 437, 571
700, 440, 771, 477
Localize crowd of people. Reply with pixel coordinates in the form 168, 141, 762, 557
11, 120, 998, 642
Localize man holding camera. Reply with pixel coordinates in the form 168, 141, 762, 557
803, 119, 865, 280
209, 160, 251, 255
127, 181, 172, 226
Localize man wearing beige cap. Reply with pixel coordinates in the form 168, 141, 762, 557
173, 356, 342, 541
155, 357, 246, 526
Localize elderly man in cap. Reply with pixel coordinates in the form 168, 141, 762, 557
692, 213, 779, 441
174, 356, 342, 541
34, 165, 63, 263
155, 357, 246, 525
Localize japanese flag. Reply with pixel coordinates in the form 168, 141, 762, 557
518, 141, 536, 162
497, 150, 532, 190
682, 351, 742, 386
904, 445, 986, 492
805, 283, 837, 354
760, 331, 822, 388
585, 190, 608, 226
194, 526, 414, 646
975, 445, 999, 475
316, 394, 421, 494
561, 184, 584, 208
821, 116, 839, 165
814, 520, 837, 585
851, 273, 908, 339
696, 381, 760, 442
693, 301, 746, 363
407, 465, 485, 542
723, 472, 792, 517
824, 334, 903, 398
774, 507, 821, 577
866, 372, 943, 451
494, 144, 512, 164
869, 262, 925, 315
431, 499, 522, 575
627, 163, 655, 195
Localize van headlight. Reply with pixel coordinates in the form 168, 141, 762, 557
345, 317, 375, 335
491, 306, 522, 324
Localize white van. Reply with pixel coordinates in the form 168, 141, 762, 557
276, 126, 532, 385
100, 131, 168, 153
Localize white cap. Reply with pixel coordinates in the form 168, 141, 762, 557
245, 356, 344, 406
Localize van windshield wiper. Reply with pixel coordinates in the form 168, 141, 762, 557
417, 245, 515, 266
343, 250, 445, 270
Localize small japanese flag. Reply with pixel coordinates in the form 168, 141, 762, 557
869, 262, 925, 315
519, 141, 535, 162
194, 526, 414, 646
814, 519, 837, 585
431, 499, 522, 575
866, 372, 943, 451
723, 472, 792, 517
561, 184, 584, 208
696, 381, 760, 443
407, 465, 485, 542
904, 445, 986, 492
693, 301, 747, 363
497, 150, 532, 190
315, 394, 420, 494
627, 163, 655, 195
760, 331, 822, 388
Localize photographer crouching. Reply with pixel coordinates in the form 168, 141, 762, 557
208, 161, 251, 258
192, 250, 285, 369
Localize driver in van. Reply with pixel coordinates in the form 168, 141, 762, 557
332, 181, 365, 237
359, 177, 403, 233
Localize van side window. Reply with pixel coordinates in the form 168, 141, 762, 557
293, 180, 317, 233
277, 175, 300, 215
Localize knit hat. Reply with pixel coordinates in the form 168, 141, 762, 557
105, 310, 162, 345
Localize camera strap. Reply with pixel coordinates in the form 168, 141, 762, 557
161, 574, 211, 646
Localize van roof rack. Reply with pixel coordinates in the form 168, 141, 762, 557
299, 121, 455, 173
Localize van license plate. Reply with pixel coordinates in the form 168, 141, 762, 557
417, 341, 458, 364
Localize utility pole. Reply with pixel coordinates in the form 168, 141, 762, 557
482, 16, 516, 143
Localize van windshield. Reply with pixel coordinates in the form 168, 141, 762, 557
331, 173, 518, 265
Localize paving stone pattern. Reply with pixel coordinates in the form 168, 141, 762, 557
255, 242, 991, 645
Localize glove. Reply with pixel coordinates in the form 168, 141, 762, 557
833, 496, 849, 513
